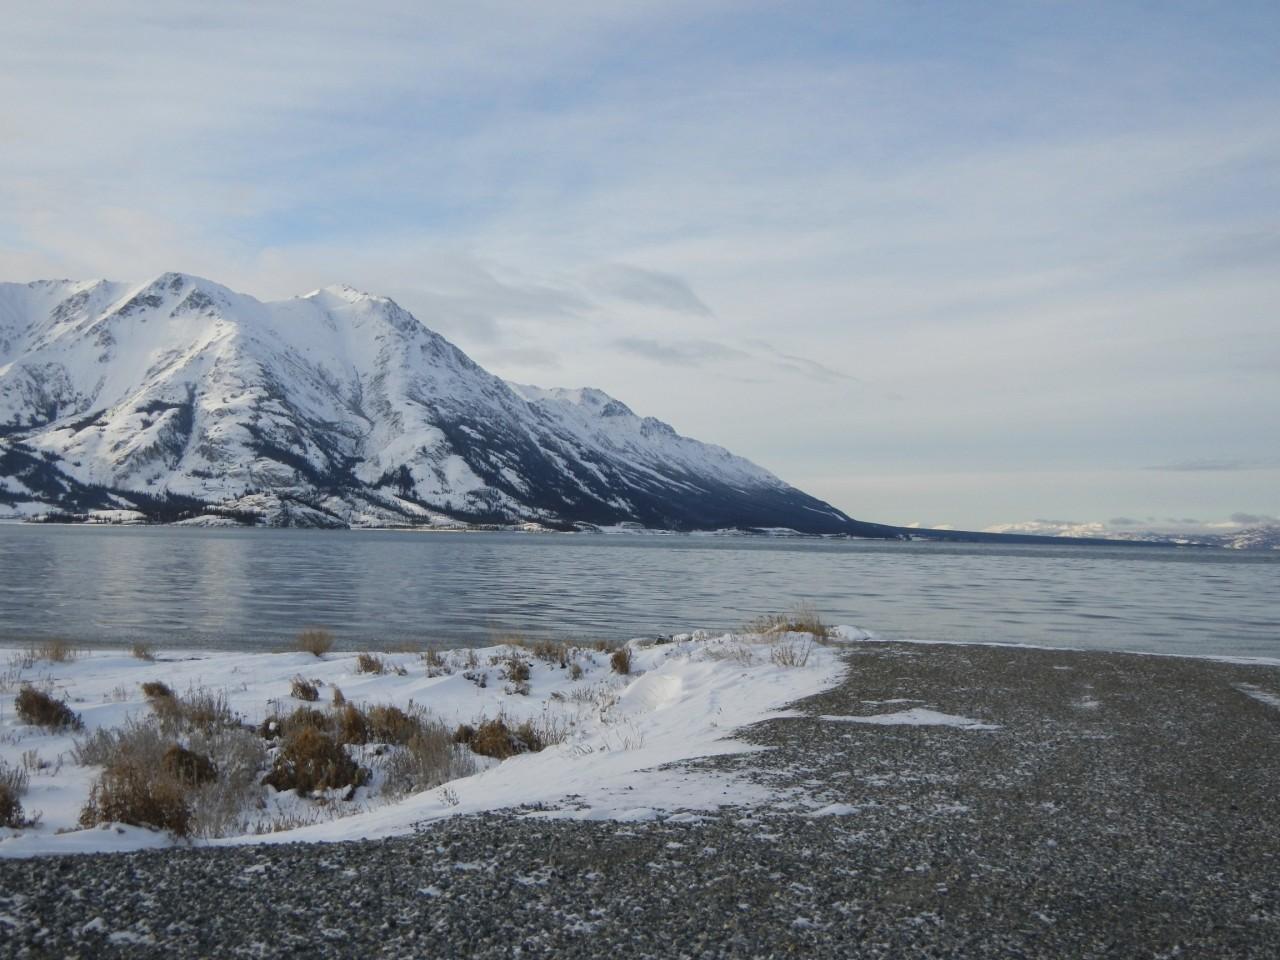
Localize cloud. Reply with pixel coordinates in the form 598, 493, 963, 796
585, 264, 711, 315
614, 337, 747, 367
1147, 458, 1280, 472
744, 339, 859, 383
1229, 512, 1278, 525
772, 352, 859, 383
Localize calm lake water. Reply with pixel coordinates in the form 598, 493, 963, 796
1, 524, 1276, 658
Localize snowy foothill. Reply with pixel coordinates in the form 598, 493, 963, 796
0, 626, 873, 858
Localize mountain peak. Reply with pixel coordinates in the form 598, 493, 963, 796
0, 272, 885, 537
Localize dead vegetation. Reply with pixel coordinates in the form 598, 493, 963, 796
130, 641, 156, 661
0, 760, 32, 828
141, 680, 174, 700
770, 636, 814, 668
15, 685, 83, 731
293, 628, 335, 658
149, 688, 238, 735
610, 646, 632, 675
74, 710, 267, 838
455, 717, 545, 759
356, 653, 385, 675
745, 604, 829, 638
423, 647, 451, 676
261, 727, 367, 796
290, 676, 320, 701
79, 757, 193, 836
28, 639, 78, 664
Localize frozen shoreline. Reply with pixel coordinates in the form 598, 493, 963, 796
0, 627, 866, 858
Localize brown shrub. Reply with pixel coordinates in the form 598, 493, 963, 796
423, 647, 450, 676
79, 761, 192, 836
366, 704, 421, 745
355, 653, 384, 675
290, 677, 320, 701
770, 636, 814, 668
259, 707, 328, 740
294, 628, 334, 658
746, 605, 828, 638
336, 703, 369, 745
461, 718, 544, 760
0, 761, 30, 828
27, 639, 77, 663
381, 723, 475, 797
150, 688, 238, 735
503, 656, 531, 683
262, 727, 366, 796
162, 745, 217, 786
141, 680, 174, 700
15, 685, 83, 730
610, 647, 632, 676
529, 639, 571, 666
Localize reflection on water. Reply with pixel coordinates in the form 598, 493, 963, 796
2, 525, 1277, 657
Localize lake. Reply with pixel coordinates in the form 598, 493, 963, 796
1, 524, 1276, 658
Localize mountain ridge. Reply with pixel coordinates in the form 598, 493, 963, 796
0, 272, 899, 536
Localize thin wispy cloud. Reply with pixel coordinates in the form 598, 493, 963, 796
585, 264, 711, 315
614, 338, 747, 367
1147, 458, 1280, 472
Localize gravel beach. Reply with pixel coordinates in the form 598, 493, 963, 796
2, 642, 1277, 959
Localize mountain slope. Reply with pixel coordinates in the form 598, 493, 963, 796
0, 272, 897, 536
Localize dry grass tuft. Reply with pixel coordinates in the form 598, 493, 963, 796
331, 686, 346, 707
130, 641, 156, 661
365, 704, 421, 745
259, 707, 327, 740
610, 646, 632, 676
770, 636, 814, 668
0, 760, 31, 828
356, 653, 385, 675
336, 702, 368, 745
745, 604, 828, 638
141, 680, 174, 700
150, 688, 238, 735
294, 628, 335, 658
380, 720, 476, 797
162, 744, 217, 786
457, 717, 545, 760
26, 639, 77, 664
15, 685, 83, 730
261, 727, 366, 796
290, 676, 320, 702
74, 718, 266, 839
423, 647, 451, 676
79, 759, 192, 836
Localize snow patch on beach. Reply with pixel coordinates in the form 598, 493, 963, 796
0, 626, 862, 858
821, 708, 1001, 731
1234, 684, 1280, 710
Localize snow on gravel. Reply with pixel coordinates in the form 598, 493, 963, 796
820, 708, 1002, 730
0, 628, 859, 858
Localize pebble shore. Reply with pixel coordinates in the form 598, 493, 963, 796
2, 642, 1277, 958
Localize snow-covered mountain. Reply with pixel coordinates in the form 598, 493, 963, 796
0, 273, 896, 535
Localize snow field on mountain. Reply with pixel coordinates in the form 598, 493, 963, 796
1, 273, 877, 534
0, 626, 869, 858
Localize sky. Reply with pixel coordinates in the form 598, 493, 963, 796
1, 1, 1277, 531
